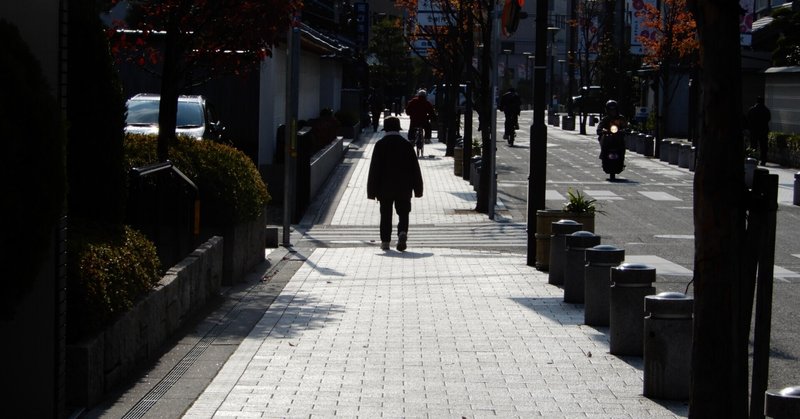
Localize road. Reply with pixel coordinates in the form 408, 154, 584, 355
490, 109, 800, 390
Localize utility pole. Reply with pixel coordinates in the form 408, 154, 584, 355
282, 13, 300, 246
527, 0, 549, 266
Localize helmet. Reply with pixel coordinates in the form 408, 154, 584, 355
417, 89, 427, 97
605, 100, 619, 111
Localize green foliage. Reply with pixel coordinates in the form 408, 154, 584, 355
67, 223, 161, 340
771, 7, 800, 66
768, 132, 800, 168
472, 138, 482, 156
0, 19, 66, 307
124, 134, 271, 225
563, 188, 601, 214
67, 0, 127, 224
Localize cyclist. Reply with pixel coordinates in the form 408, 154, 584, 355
405, 89, 436, 143
498, 87, 521, 144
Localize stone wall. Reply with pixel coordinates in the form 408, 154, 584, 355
66, 236, 223, 407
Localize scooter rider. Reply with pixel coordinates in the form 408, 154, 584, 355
597, 100, 627, 135
597, 100, 628, 180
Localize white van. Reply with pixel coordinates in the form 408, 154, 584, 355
427, 84, 468, 111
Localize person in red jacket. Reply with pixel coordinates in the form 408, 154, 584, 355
367, 117, 424, 251
405, 89, 436, 143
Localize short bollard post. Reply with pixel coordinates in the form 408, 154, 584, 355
659, 140, 672, 162
746, 157, 758, 189
765, 386, 800, 418
548, 220, 583, 286
564, 231, 601, 303
793, 172, 799, 206
584, 245, 625, 326
610, 263, 656, 356
643, 292, 693, 400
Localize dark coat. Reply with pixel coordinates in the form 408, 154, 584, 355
367, 134, 423, 201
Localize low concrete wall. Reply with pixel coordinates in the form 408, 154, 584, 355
310, 137, 344, 198
66, 236, 224, 407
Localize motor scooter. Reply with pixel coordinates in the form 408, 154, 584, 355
599, 122, 625, 181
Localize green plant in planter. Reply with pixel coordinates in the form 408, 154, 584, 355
563, 188, 603, 215
472, 137, 482, 156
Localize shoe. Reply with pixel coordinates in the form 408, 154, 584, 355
380, 241, 390, 250
397, 232, 407, 251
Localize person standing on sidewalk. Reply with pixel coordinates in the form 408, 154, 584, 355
747, 96, 771, 165
367, 116, 424, 251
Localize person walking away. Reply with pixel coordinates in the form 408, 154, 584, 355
367, 117, 424, 251
747, 96, 771, 165
498, 87, 521, 139
405, 89, 436, 143
369, 89, 383, 132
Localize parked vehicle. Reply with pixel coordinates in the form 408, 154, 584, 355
124, 93, 226, 141
427, 84, 468, 111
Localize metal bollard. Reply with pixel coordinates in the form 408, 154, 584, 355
548, 220, 584, 286
610, 263, 656, 356
689, 147, 696, 172
794, 173, 799, 206
564, 231, 601, 304
643, 292, 693, 400
584, 245, 625, 326
765, 386, 800, 418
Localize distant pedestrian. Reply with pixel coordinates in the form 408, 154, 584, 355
746, 96, 771, 165
368, 89, 383, 132
367, 116, 424, 251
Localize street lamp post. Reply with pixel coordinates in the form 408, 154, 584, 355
547, 26, 560, 113
502, 49, 512, 90
558, 59, 566, 108
523, 52, 534, 107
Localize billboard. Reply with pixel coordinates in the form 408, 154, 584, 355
628, 0, 657, 55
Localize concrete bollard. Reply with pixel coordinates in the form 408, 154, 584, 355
643, 292, 693, 400
636, 134, 646, 154
765, 386, 800, 418
793, 173, 799, 206
745, 157, 758, 189
644, 135, 655, 157
678, 144, 693, 168
668, 141, 681, 165
548, 219, 584, 286
659, 140, 672, 162
610, 263, 656, 356
564, 231, 601, 303
584, 245, 625, 326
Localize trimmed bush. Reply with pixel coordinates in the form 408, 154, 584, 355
124, 134, 271, 225
768, 132, 800, 168
67, 224, 161, 340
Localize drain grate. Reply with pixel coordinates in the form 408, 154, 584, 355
122, 330, 218, 419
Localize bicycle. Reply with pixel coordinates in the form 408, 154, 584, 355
410, 126, 424, 158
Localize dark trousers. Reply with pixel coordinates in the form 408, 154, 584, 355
751, 131, 769, 164
379, 198, 411, 242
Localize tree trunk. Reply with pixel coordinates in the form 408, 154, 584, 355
476, 2, 494, 213
157, 11, 183, 162
690, 1, 749, 417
